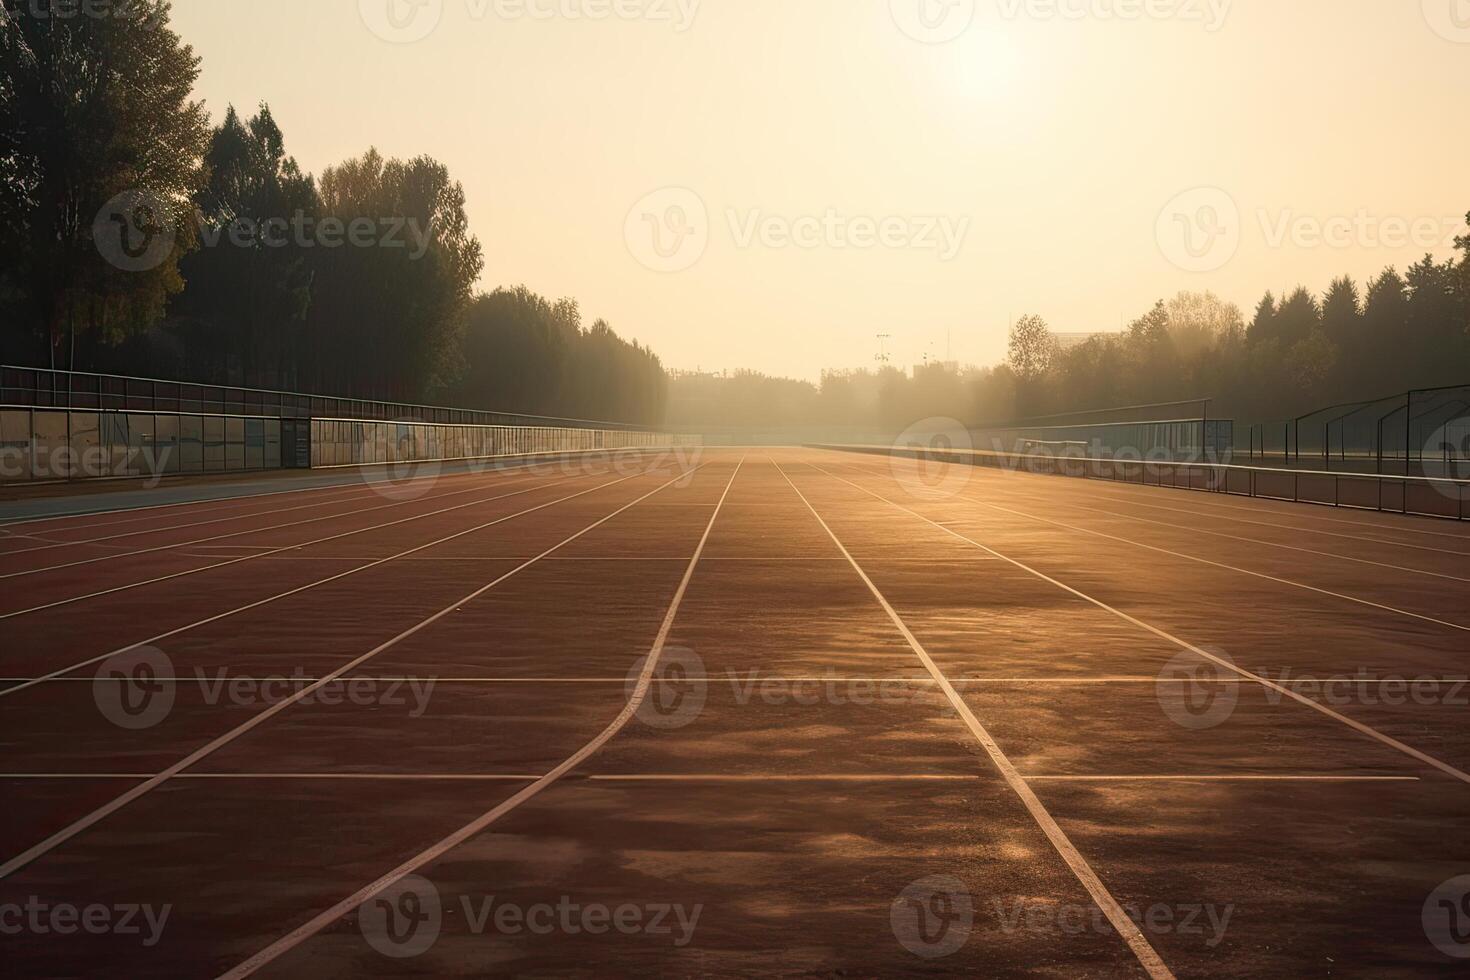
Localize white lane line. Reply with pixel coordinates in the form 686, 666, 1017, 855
218, 457, 745, 980
811, 461, 1470, 788
1068, 470, 1470, 544
970, 495, 1470, 632
0, 461, 714, 881
0, 772, 1415, 783
0, 484, 372, 532
0, 481, 397, 556
0, 467, 560, 580
834, 456, 1470, 632
1049, 480, 1470, 558
0, 453, 643, 533
1020, 775, 1420, 782
10, 675, 1466, 687
0, 462, 579, 623
772, 460, 1175, 980
0, 470, 623, 697
0, 468, 462, 532
971, 486, 1470, 584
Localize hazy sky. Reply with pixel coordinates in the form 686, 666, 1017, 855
172, 0, 1470, 381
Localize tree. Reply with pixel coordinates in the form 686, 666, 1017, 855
1244, 291, 1278, 350
1320, 277, 1361, 345
1272, 287, 1321, 346
169, 104, 318, 386
1007, 314, 1057, 380
304, 149, 483, 399
0, 0, 209, 365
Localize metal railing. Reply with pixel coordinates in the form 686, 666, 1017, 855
1237, 384, 1470, 477
815, 444, 1470, 522
0, 365, 651, 432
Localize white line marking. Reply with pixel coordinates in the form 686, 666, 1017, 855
0, 482, 398, 556
772, 459, 1175, 980
811, 459, 1470, 788
1019, 775, 1420, 782
0, 462, 580, 623
1055, 481, 1470, 557
0, 772, 1415, 783
971, 494, 1470, 631
985, 489, 1470, 583
0, 462, 712, 881
834, 456, 1470, 632
218, 457, 745, 979
12, 675, 1465, 686
1071, 471, 1470, 543
0, 476, 409, 531
0, 470, 621, 696
0, 467, 561, 580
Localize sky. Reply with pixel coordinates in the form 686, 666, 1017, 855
171, 0, 1470, 382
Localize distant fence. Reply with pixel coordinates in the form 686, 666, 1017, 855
817, 443, 1470, 523
968, 400, 1232, 462
1237, 384, 1470, 478
0, 365, 648, 430
0, 366, 696, 484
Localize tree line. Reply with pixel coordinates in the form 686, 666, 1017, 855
0, 1, 666, 424
668, 244, 1470, 433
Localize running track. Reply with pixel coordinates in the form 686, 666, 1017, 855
2, 448, 1469, 977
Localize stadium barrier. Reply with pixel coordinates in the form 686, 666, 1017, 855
0, 367, 697, 485
812, 443, 1470, 523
